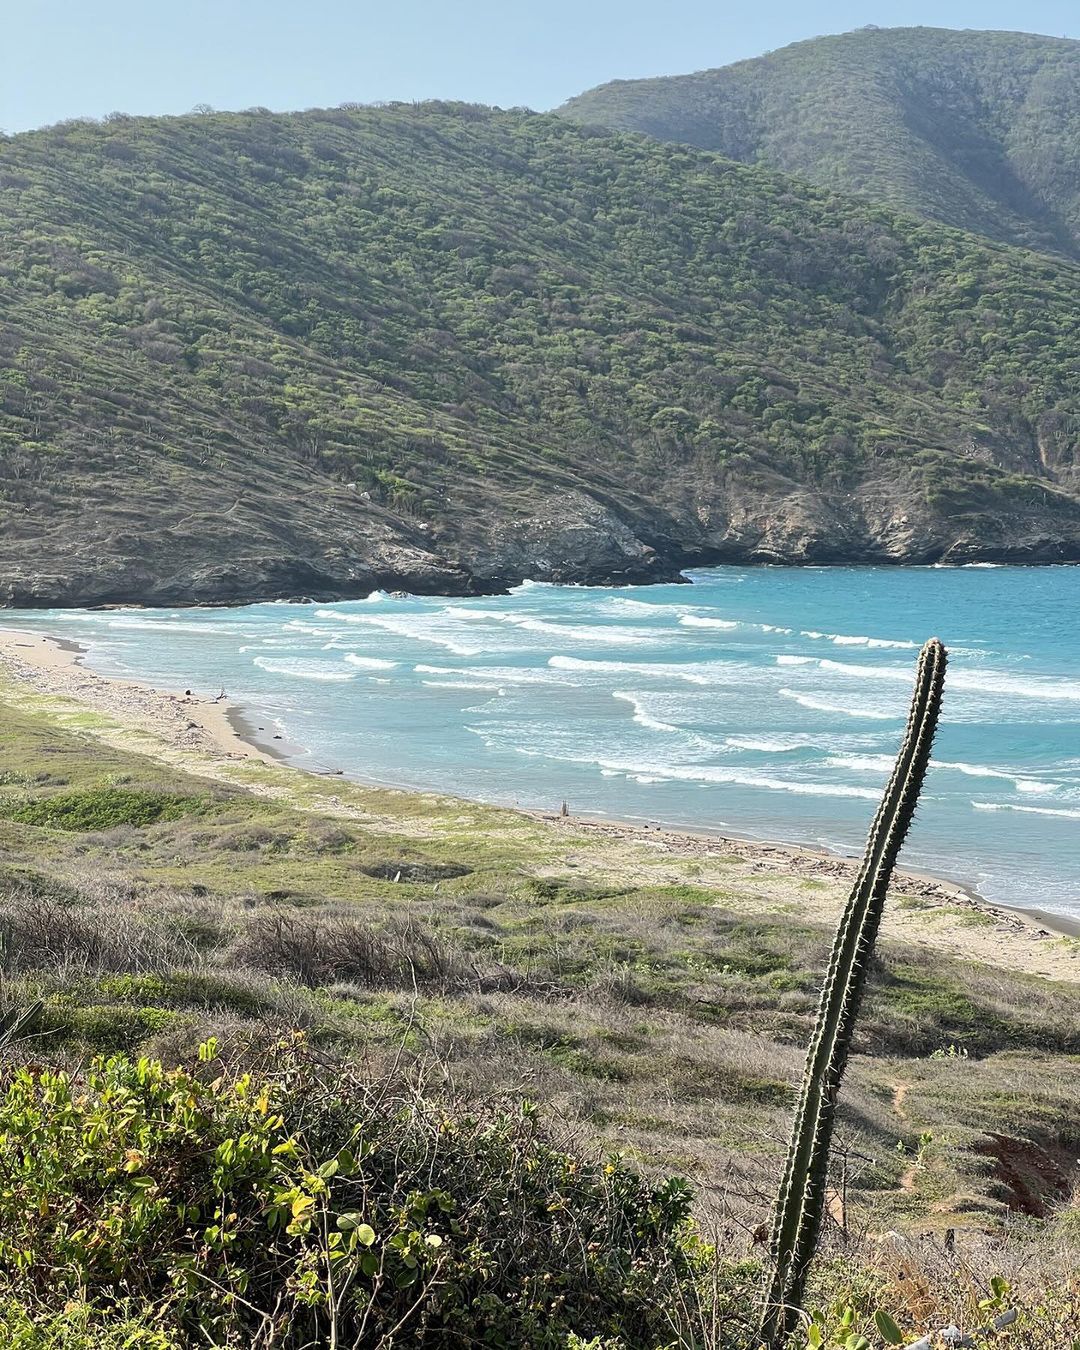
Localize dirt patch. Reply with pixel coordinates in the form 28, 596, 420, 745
360, 860, 473, 883
972, 1133, 1074, 1217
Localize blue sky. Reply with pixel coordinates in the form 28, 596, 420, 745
4, 0, 1078, 133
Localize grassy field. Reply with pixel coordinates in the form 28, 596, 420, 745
0, 668, 1077, 1345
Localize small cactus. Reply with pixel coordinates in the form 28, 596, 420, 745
760, 638, 948, 1347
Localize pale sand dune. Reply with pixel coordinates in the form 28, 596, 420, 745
0, 626, 1076, 984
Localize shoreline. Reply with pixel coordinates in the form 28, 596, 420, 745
0, 624, 1078, 946
3, 559, 1078, 614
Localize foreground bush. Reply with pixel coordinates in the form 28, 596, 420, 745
0, 1044, 712, 1348
0, 1298, 179, 1348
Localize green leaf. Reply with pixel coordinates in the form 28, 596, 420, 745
874, 1311, 904, 1345
337, 1212, 376, 1245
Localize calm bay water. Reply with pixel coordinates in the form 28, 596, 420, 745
5, 566, 1079, 918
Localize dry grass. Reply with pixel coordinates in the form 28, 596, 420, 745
0, 693, 1077, 1334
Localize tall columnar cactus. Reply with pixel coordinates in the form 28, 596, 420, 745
760, 638, 948, 1348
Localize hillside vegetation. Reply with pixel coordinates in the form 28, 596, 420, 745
0, 671, 1078, 1344
561, 27, 1080, 259
3, 101, 1080, 603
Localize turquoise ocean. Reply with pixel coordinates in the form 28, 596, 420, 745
4, 566, 1078, 920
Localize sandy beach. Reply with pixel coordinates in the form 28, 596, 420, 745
0, 625, 1077, 978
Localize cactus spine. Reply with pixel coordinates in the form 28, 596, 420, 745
760, 638, 947, 1347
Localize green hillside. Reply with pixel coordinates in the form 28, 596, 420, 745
561, 27, 1080, 259
2, 100, 1080, 603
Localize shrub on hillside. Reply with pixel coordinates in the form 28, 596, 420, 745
0, 788, 206, 831
0, 1044, 713, 1348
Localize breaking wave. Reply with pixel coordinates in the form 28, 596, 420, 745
973, 803, 1080, 820
343, 654, 397, 670
817, 658, 1080, 702
548, 654, 741, 686
446, 609, 664, 645
679, 615, 739, 630
253, 656, 356, 682
802, 631, 917, 649
611, 691, 681, 734
778, 689, 898, 720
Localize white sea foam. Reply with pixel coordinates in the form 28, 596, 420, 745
238, 639, 303, 652
414, 662, 568, 685
474, 728, 881, 800
698, 617, 796, 634
611, 691, 681, 733
446, 609, 664, 645
817, 658, 1080, 702
821, 754, 1055, 796
974, 803, 1080, 820
253, 656, 356, 682
679, 615, 739, 630
315, 612, 493, 656
820, 756, 1053, 793
548, 655, 741, 686
727, 734, 821, 752
825, 634, 918, 648
343, 654, 397, 670
933, 760, 1055, 794
727, 731, 887, 753
727, 736, 802, 753
583, 754, 881, 800
107, 618, 226, 634
778, 689, 897, 720
798, 629, 916, 648
606, 597, 690, 618
422, 680, 505, 692
824, 754, 898, 774
776, 655, 815, 666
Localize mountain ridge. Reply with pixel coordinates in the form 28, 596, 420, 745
560, 26, 1080, 260
2, 99, 1080, 606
